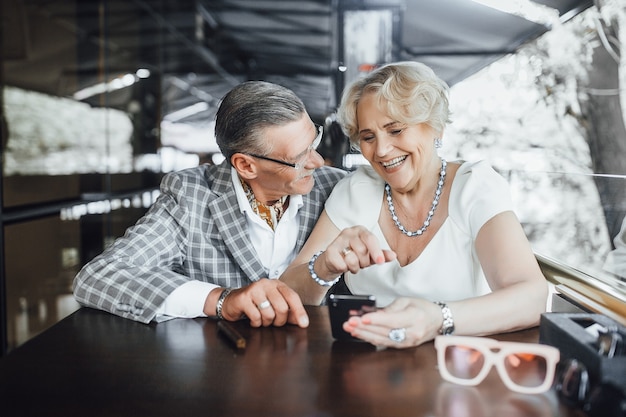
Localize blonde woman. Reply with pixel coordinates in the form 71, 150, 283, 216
280, 61, 548, 348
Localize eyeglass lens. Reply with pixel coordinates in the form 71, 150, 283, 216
293, 125, 323, 168
503, 352, 550, 389
443, 345, 550, 390
444, 345, 485, 380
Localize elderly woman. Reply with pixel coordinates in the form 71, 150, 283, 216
280, 61, 548, 348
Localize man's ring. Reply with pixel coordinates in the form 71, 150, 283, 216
388, 328, 406, 343
258, 300, 271, 310
341, 247, 353, 257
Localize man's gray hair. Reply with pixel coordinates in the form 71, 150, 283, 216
215, 81, 307, 165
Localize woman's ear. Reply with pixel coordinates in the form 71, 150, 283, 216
231, 153, 258, 180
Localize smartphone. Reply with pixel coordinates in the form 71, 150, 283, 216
328, 294, 377, 341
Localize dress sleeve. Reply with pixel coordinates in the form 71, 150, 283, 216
324, 166, 384, 231
449, 160, 515, 237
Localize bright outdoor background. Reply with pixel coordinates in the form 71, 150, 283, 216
3, 1, 625, 285
443, 2, 626, 287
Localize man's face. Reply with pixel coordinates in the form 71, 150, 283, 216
248, 114, 325, 203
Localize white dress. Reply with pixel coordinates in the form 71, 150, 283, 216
325, 160, 515, 307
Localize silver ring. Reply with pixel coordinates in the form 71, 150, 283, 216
341, 247, 353, 257
388, 328, 406, 343
258, 300, 271, 310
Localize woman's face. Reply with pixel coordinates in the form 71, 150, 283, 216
356, 92, 439, 193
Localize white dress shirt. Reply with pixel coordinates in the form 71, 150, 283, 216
326, 161, 513, 307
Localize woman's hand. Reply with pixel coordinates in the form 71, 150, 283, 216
342, 297, 443, 348
317, 225, 397, 278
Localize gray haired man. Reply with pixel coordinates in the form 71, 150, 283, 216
74, 81, 346, 327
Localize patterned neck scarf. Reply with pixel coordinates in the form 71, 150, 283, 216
240, 179, 288, 230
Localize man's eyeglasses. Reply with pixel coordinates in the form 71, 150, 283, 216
247, 124, 323, 170
435, 335, 560, 394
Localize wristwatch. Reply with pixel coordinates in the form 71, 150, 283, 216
435, 301, 455, 335
216, 288, 233, 320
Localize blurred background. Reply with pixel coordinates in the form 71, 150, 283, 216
1, 0, 624, 353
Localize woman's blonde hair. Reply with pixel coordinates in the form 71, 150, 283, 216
337, 61, 452, 148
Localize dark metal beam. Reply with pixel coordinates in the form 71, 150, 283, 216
131, 0, 239, 87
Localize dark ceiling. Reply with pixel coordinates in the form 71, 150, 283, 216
3, 0, 593, 127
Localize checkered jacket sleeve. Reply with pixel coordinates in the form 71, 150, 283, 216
72, 163, 345, 323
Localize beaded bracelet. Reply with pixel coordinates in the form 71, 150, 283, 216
434, 301, 455, 335
308, 251, 340, 287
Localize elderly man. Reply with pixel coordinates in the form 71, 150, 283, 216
73, 81, 346, 327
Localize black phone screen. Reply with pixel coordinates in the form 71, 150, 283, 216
328, 294, 377, 341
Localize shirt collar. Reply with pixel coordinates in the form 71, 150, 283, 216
230, 167, 303, 215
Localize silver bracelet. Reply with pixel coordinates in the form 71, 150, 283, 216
216, 288, 233, 320
434, 301, 455, 335
308, 251, 340, 287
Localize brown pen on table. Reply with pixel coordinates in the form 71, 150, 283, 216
217, 320, 246, 350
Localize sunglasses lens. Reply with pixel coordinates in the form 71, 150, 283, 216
503, 352, 549, 389
444, 345, 485, 381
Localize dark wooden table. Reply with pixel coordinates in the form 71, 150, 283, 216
0, 306, 582, 417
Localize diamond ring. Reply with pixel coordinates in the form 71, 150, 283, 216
258, 300, 271, 310
388, 328, 406, 343
341, 247, 353, 257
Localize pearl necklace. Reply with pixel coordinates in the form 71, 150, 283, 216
385, 158, 447, 237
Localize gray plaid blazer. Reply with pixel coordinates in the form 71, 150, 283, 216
73, 162, 346, 323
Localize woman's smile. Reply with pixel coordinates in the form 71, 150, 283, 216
381, 155, 407, 170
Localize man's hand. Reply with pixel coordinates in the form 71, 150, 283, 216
210, 279, 309, 328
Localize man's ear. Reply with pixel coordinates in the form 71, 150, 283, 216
231, 153, 258, 180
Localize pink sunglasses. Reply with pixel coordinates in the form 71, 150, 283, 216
435, 335, 560, 394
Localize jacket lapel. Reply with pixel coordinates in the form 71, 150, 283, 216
206, 163, 266, 281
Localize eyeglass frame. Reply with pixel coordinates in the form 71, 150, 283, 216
246, 124, 324, 170
435, 335, 561, 394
